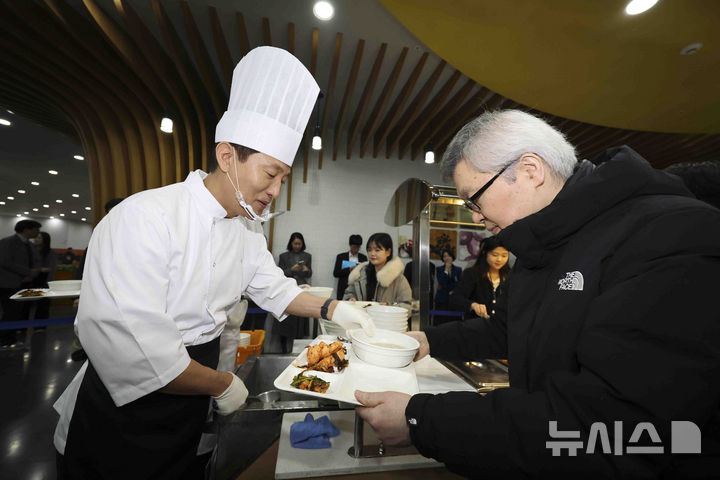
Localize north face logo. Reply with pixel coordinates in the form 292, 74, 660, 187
558, 271, 584, 291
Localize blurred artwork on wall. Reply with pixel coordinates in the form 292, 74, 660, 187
458, 230, 488, 261
429, 229, 457, 260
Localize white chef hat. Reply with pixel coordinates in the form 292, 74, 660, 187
215, 46, 320, 167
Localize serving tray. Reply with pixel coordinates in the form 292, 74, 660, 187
273, 335, 419, 406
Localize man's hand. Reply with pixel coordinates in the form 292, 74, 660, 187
291, 264, 302, 272
212, 373, 249, 416
405, 331, 429, 361
331, 301, 375, 335
471, 302, 489, 318
355, 391, 411, 446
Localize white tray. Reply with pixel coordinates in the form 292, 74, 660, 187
273, 335, 419, 406
10, 288, 81, 301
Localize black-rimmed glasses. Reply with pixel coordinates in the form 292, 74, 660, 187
463, 161, 514, 213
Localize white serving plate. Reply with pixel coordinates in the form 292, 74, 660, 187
273, 335, 419, 406
10, 288, 81, 301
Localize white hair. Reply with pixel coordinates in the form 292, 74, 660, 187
441, 109, 577, 183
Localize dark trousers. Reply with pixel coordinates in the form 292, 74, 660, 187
58, 337, 220, 480
0, 287, 20, 344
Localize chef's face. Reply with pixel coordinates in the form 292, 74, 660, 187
486, 246, 509, 271
291, 238, 303, 253
453, 157, 539, 235
233, 150, 290, 217
367, 242, 391, 267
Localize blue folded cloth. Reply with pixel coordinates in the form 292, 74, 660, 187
290, 413, 340, 449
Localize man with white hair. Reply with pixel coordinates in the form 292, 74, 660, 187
356, 110, 720, 478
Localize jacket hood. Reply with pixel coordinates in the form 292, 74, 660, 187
498, 145, 693, 268
348, 257, 405, 287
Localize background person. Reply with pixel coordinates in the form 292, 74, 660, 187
433, 249, 462, 325
449, 236, 509, 320
31, 231, 58, 323
276, 232, 313, 352
355, 109, 720, 478
0, 219, 42, 347
333, 234, 367, 300
344, 233, 413, 309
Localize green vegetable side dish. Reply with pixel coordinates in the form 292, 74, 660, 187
291, 371, 330, 393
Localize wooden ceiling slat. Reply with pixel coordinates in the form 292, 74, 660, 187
333, 39, 364, 161
318, 32, 342, 170
658, 136, 720, 168
571, 126, 609, 149
288, 23, 295, 54
386, 60, 446, 158
302, 27, 319, 183
410, 79, 476, 160
179, 1, 226, 118
263, 17, 272, 46
433, 88, 496, 151
372, 52, 427, 158
359, 47, 407, 158
399, 69, 461, 160
153, 0, 212, 172
653, 134, 719, 167
580, 129, 638, 158
118, 0, 201, 183
236, 12, 250, 56
208, 6, 234, 92
347, 43, 387, 159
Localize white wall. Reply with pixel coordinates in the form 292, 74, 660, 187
0, 214, 93, 250
265, 152, 444, 297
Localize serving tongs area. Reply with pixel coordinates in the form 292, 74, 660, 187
347, 412, 419, 458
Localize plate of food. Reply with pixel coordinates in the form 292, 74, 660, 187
273, 335, 419, 405
10, 288, 49, 300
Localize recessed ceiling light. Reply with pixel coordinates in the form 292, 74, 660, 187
0, 119, 11, 126
0, 201, 5, 205
23, 211, 29, 215
60, 213, 65, 217
81, 218, 87, 222
625, 0, 659, 15
16, 214, 21, 217
31, 181, 39, 186
43, 204, 49, 208
49, 170, 58, 175
56, 199, 63, 203
32, 208, 38, 212
6, 110, 13, 114
313, 1, 334, 20
74, 155, 84, 160
85, 207, 91, 211
50, 216, 55, 219
7, 196, 14, 200
71, 210, 77, 214
72, 193, 79, 198
17, 189, 25, 194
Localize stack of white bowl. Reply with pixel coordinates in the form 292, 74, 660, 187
365, 305, 409, 332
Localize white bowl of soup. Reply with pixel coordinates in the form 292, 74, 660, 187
349, 328, 419, 368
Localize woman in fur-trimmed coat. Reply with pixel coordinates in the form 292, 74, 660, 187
343, 233, 413, 308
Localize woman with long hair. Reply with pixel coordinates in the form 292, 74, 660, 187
433, 249, 462, 325
450, 236, 509, 319
343, 233, 412, 308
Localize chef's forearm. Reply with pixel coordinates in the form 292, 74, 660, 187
285, 292, 336, 319
160, 359, 232, 397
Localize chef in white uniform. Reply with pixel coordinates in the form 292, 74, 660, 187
54, 46, 373, 480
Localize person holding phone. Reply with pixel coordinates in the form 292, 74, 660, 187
333, 234, 367, 299
276, 232, 313, 352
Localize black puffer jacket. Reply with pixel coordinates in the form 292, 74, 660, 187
406, 146, 720, 479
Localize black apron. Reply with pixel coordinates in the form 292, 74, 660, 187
61, 337, 220, 480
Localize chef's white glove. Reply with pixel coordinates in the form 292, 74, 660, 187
331, 301, 375, 336
227, 299, 248, 328
212, 374, 248, 415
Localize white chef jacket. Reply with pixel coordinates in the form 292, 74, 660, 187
54, 170, 302, 454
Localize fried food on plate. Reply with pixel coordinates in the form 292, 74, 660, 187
307, 341, 343, 366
